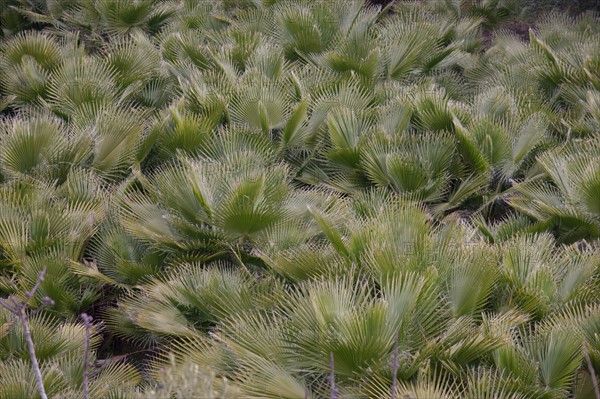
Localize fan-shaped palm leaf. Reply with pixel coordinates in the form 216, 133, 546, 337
0, 116, 89, 181
509, 141, 600, 241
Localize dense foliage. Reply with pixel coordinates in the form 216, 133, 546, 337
0, 0, 599, 397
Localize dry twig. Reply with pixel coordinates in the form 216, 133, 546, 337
583, 343, 600, 399
81, 313, 94, 399
0, 266, 48, 399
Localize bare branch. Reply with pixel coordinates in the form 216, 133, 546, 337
17, 306, 47, 399
583, 343, 600, 399
0, 297, 18, 313
81, 313, 94, 399
389, 331, 400, 399
24, 267, 46, 304
0, 266, 48, 399
328, 352, 339, 399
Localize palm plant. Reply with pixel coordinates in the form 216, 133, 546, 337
112, 193, 600, 397
118, 138, 291, 263
85, 220, 164, 286
362, 131, 457, 202
104, 263, 282, 344
136, 355, 241, 398
273, 0, 343, 61
0, 1, 599, 397
0, 31, 61, 105
0, 115, 89, 182
509, 140, 600, 241
0, 172, 105, 315
0, 306, 141, 398
8, 0, 178, 40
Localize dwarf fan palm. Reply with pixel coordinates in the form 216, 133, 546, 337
0, 172, 105, 315
119, 136, 290, 262
0, 32, 61, 105
509, 140, 600, 241
0, 1, 599, 398
0, 116, 89, 182
0, 306, 141, 398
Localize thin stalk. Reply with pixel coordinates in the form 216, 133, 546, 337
81, 313, 94, 399
583, 343, 600, 399
390, 331, 400, 399
0, 267, 48, 399
329, 352, 338, 399
18, 306, 47, 399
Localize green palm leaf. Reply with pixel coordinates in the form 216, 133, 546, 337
0, 116, 88, 181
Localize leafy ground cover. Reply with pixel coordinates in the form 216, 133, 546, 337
0, 0, 599, 398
